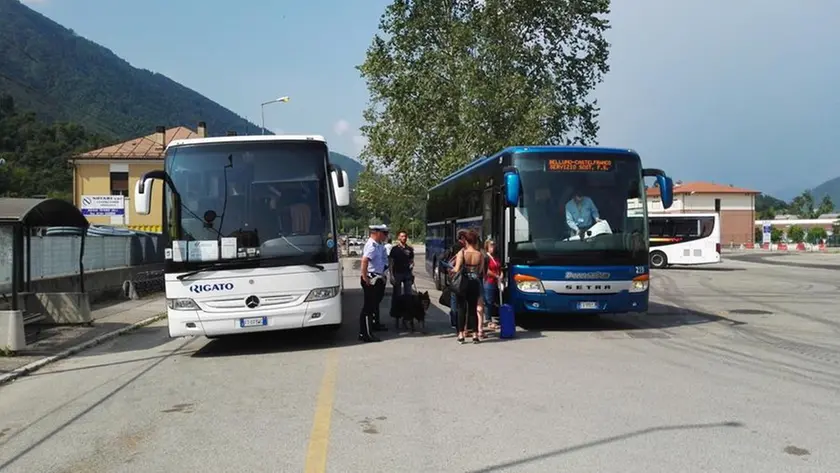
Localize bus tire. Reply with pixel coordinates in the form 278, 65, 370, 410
650, 251, 668, 269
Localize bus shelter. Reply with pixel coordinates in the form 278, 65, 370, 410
0, 198, 91, 310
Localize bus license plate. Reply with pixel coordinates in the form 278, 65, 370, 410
240, 316, 267, 328
577, 301, 598, 310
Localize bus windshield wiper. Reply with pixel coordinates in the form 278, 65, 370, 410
176, 254, 324, 280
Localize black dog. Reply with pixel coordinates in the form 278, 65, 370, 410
390, 291, 431, 332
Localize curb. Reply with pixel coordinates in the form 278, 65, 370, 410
0, 312, 168, 387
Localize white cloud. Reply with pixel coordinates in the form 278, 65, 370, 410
351, 135, 369, 154
333, 119, 350, 136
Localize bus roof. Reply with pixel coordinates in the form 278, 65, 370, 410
167, 134, 327, 150
429, 145, 639, 192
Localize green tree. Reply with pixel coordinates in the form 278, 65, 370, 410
806, 226, 827, 244
355, 166, 425, 239
755, 193, 787, 219
757, 207, 776, 220
816, 194, 835, 216
786, 190, 833, 219
356, 0, 612, 201
788, 191, 814, 218
0, 94, 111, 198
787, 225, 805, 243
770, 228, 783, 243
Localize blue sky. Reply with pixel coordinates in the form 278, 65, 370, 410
21, 0, 840, 198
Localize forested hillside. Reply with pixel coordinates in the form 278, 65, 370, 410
809, 176, 840, 211
0, 95, 108, 199
0, 0, 264, 138
0, 0, 365, 200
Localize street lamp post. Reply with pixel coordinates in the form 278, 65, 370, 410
260, 96, 290, 135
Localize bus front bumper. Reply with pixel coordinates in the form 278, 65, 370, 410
513, 289, 648, 315
167, 297, 342, 338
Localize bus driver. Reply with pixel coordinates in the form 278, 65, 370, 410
565, 187, 602, 238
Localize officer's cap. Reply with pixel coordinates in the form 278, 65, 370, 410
369, 224, 389, 232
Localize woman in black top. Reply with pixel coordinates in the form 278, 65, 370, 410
450, 229, 485, 344
440, 231, 465, 328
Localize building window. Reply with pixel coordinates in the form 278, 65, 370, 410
110, 171, 129, 196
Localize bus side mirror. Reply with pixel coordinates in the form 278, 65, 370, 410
657, 175, 674, 209
134, 178, 154, 215
332, 169, 350, 206
503, 169, 520, 207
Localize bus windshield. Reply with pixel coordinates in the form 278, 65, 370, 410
164, 140, 337, 266
510, 151, 648, 264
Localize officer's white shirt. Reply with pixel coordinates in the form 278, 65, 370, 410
363, 237, 387, 274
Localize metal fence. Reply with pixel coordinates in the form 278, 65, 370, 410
0, 227, 164, 292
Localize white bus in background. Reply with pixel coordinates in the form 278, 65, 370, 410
133, 134, 351, 339
648, 213, 721, 269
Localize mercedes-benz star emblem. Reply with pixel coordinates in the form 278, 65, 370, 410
245, 295, 260, 309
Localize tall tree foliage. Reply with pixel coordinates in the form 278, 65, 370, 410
788, 190, 834, 219
356, 0, 612, 201
355, 165, 425, 238
0, 94, 110, 200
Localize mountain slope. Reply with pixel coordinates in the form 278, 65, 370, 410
809, 176, 840, 211
329, 152, 363, 187
0, 0, 266, 138
755, 193, 788, 213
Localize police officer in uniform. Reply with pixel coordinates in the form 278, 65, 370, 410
359, 224, 389, 342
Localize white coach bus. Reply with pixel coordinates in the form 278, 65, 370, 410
133, 134, 351, 338
648, 213, 721, 269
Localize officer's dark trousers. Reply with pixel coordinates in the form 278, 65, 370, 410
359, 277, 385, 336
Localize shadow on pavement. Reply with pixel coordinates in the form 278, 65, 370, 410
71, 323, 174, 358
516, 300, 742, 333
658, 266, 745, 272
465, 420, 744, 473
192, 287, 421, 358
726, 252, 840, 271
412, 300, 547, 342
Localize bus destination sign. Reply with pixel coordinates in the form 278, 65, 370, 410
546, 159, 613, 172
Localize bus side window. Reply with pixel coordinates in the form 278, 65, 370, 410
699, 217, 715, 238
482, 187, 493, 240
649, 219, 665, 237
674, 218, 698, 237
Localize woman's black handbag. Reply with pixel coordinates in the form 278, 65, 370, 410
439, 286, 452, 307
448, 265, 468, 295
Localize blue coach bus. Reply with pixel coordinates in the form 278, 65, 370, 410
425, 146, 674, 319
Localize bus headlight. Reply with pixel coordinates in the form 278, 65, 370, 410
514, 274, 544, 294
167, 298, 199, 310
305, 286, 340, 302
629, 274, 649, 293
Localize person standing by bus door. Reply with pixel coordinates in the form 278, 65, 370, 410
359, 224, 389, 342
389, 230, 415, 302
440, 230, 466, 329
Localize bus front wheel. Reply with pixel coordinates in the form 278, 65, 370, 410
650, 251, 668, 269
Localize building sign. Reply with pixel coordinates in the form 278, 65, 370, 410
762, 221, 772, 244
80, 195, 125, 216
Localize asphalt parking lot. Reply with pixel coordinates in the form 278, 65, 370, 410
1, 255, 838, 472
